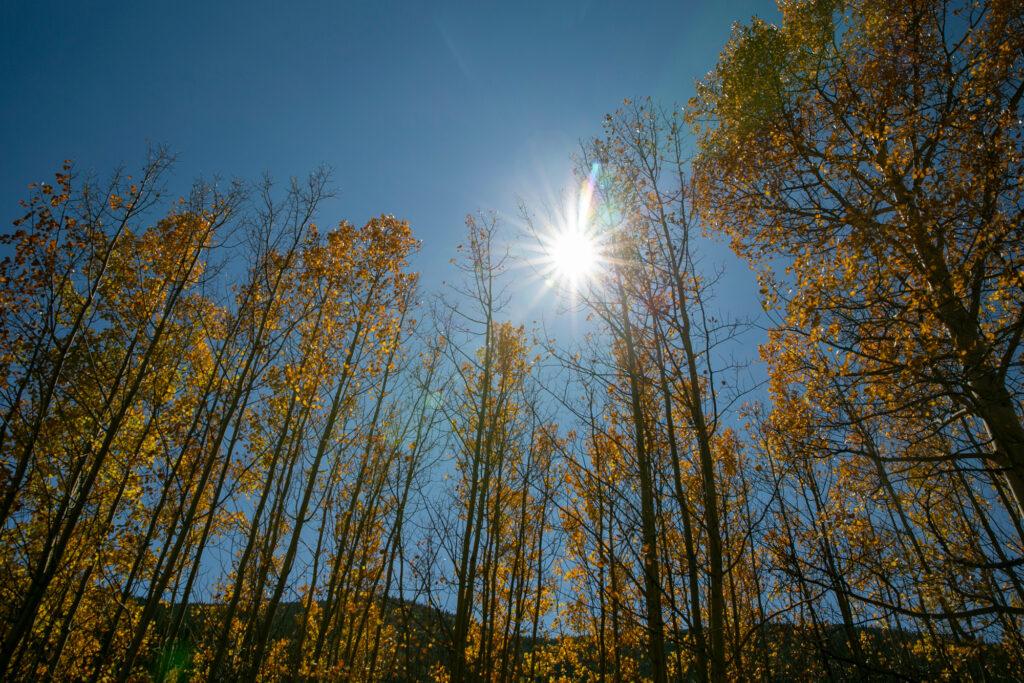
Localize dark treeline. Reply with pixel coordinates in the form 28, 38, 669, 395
1, 0, 1022, 680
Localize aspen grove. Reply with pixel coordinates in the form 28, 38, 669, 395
1, 0, 1023, 680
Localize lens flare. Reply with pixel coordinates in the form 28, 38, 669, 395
540, 165, 604, 290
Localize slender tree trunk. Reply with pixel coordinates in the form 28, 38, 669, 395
614, 279, 668, 683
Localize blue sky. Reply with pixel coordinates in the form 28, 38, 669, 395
1, 0, 778, 323
1, 0, 784, 612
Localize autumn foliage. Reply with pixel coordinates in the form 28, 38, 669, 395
1, 0, 1023, 680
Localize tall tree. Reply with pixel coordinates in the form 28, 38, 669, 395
691, 0, 1024, 519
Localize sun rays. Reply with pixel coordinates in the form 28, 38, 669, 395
523, 164, 610, 297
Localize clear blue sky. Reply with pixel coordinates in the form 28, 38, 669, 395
1, 0, 777, 318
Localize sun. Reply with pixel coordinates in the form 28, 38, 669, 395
535, 169, 605, 291
548, 226, 600, 285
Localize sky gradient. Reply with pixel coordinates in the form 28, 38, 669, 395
2, 0, 778, 320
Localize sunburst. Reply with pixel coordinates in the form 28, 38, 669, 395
533, 166, 606, 293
